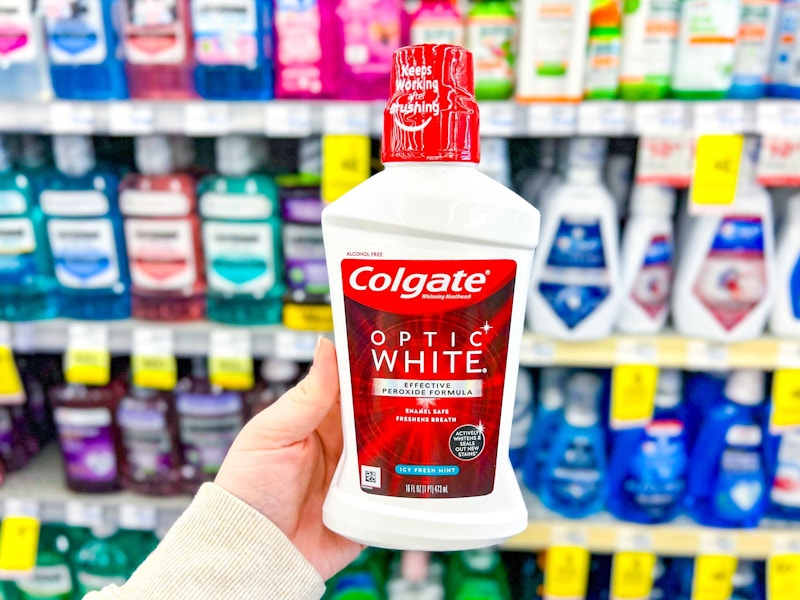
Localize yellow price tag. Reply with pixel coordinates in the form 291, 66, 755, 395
283, 303, 334, 331
544, 546, 590, 599
771, 369, 800, 433
64, 324, 110, 386
132, 355, 177, 391
690, 135, 744, 207
322, 134, 371, 203
0, 346, 24, 403
611, 552, 656, 600
208, 330, 253, 391
768, 554, 800, 600
0, 516, 40, 572
610, 365, 659, 429
691, 555, 737, 600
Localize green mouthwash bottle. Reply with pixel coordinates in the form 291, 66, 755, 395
466, 0, 517, 99
73, 524, 131, 595
199, 136, 284, 325
447, 549, 512, 600
13, 525, 74, 600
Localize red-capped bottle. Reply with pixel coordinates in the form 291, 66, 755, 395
321, 44, 540, 550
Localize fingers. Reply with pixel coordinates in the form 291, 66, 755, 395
248, 337, 341, 447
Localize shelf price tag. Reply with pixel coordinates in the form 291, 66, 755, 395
118, 504, 158, 532
184, 103, 230, 136
0, 500, 40, 574
757, 136, 800, 187
64, 323, 110, 386
770, 369, 800, 433
528, 104, 577, 136
264, 102, 313, 137
49, 102, 94, 134
689, 135, 744, 212
691, 555, 737, 600
634, 136, 694, 187
274, 330, 319, 361
0, 322, 24, 405
65, 502, 104, 529
131, 328, 176, 391
322, 134, 371, 203
611, 552, 656, 600
109, 103, 155, 135
610, 365, 658, 430
480, 102, 516, 136
578, 102, 629, 135
544, 545, 590, 600
634, 102, 687, 135
768, 554, 800, 600
209, 330, 254, 391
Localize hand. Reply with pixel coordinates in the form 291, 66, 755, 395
215, 337, 363, 580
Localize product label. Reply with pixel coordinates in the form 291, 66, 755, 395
0, 190, 26, 215
203, 221, 275, 295
281, 194, 323, 224
177, 393, 243, 475
0, 217, 36, 285
467, 16, 515, 84
0, 0, 35, 64
44, 0, 107, 65
692, 216, 766, 331
771, 0, 800, 86
534, 0, 577, 78
191, 0, 258, 66
125, 218, 197, 291
719, 423, 764, 513
283, 223, 328, 295
623, 419, 688, 520
275, 0, 323, 94
342, 259, 516, 499
54, 406, 118, 483
410, 18, 464, 46
118, 399, 176, 481
123, 0, 186, 65
538, 217, 610, 329
732, 0, 779, 82
16, 564, 73, 599
337, 0, 399, 75
550, 435, 604, 508
585, 33, 621, 94
770, 431, 800, 507
76, 572, 127, 595
620, 0, 679, 86
631, 233, 673, 319
47, 218, 121, 290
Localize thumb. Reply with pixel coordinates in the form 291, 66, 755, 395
247, 337, 340, 447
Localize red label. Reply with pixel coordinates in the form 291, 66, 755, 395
342, 258, 516, 499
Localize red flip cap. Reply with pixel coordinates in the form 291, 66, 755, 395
381, 44, 480, 164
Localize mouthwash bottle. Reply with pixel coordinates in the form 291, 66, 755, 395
278, 174, 331, 331
245, 358, 300, 419
73, 524, 131, 595
584, 0, 622, 99
191, 0, 273, 100
176, 357, 245, 493
522, 367, 568, 493
117, 385, 183, 495
115, 508, 159, 570
0, 404, 36, 471
199, 136, 282, 324
121, 0, 196, 99
120, 136, 205, 321
729, 0, 779, 98
466, 0, 516, 99
409, 0, 465, 45
0, 0, 51, 101
40, 135, 130, 320
0, 136, 57, 321
325, 549, 387, 599
539, 371, 607, 518
607, 369, 689, 524
43, 0, 128, 99
447, 549, 512, 600
510, 367, 534, 470
13, 524, 74, 600
50, 379, 126, 493
768, 0, 800, 97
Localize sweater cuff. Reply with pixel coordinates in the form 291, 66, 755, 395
120, 483, 326, 600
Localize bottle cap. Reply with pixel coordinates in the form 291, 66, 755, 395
260, 358, 301, 383
401, 551, 430, 583
655, 369, 682, 409
382, 44, 479, 164
216, 136, 265, 177
135, 135, 174, 176
53, 135, 95, 177
725, 369, 765, 406
565, 137, 606, 184
629, 184, 675, 216
564, 372, 601, 427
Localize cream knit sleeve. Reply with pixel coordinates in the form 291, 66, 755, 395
84, 483, 326, 600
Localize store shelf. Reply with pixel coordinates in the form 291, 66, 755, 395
3, 99, 798, 137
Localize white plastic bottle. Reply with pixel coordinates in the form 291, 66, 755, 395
321, 44, 540, 550
672, 139, 775, 341
616, 184, 676, 334
527, 138, 621, 341
516, 0, 591, 101
770, 194, 800, 336
0, 0, 51, 100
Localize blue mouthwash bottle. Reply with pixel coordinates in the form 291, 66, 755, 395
510, 367, 534, 470
43, 0, 128, 99
191, 0, 273, 100
539, 371, 607, 518
198, 136, 284, 324
766, 418, 800, 519
607, 369, 689, 524
0, 136, 57, 320
522, 367, 568, 493
40, 135, 130, 319
686, 369, 768, 528
0, 0, 51, 101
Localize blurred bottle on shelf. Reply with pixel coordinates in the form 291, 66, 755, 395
768, 0, 800, 97
245, 357, 300, 419
408, 0, 465, 45
522, 367, 568, 493
728, 0, 779, 99
466, 0, 517, 100
0, 0, 52, 101
583, 0, 622, 99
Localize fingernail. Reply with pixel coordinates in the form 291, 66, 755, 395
313, 336, 323, 365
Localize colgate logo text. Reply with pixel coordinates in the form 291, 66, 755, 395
349, 266, 488, 299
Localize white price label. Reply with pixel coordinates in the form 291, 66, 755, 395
210, 329, 252, 361
778, 343, 800, 369
132, 327, 174, 358
699, 532, 737, 556
687, 341, 729, 371
65, 502, 104, 528
209, 329, 254, 391
184, 103, 230, 136
118, 505, 158, 531
578, 102, 629, 135
519, 335, 555, 365
528, 104, 577, 136
757, 136, 800, 186
616, 529, 653, 552
616, 339, 658, 364
265, 102, 313, 137
109, 103, 155, 135
2, 499, 39, 519
634, 102, 687, 135
757, 101, 800, 135
274, 330, 319, 361
323, 104, 370, 135
49, 103, 94, 134
0, 322, 10, 347
67, 323, 108, 353
480, 102, 516, 136
551, 526, 588, 547
693, 102, 746, 133
635, 136, 694, 187
64, 323, 110, 386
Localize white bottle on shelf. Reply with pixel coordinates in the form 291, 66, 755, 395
527, 137, 621, 341
770, 194, 800, 336
616, 184, 676, 334
0, 0, 51, 100
672, 138, 775, 342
